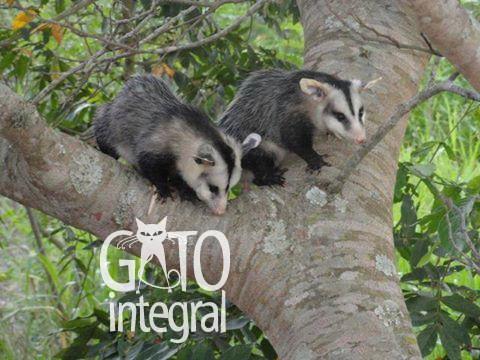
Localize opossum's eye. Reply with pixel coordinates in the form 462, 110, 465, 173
359, 106, 364, 120
333, 111, 347, 123
140, 232, 146, 236
209, 185, 219, 195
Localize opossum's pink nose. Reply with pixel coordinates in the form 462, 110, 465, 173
355, 136, 366, 144
212, 207, 226, 216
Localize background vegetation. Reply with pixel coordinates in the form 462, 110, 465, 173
0, 1, 478, 359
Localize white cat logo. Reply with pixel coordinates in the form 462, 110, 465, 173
116, 217, 180, 293
100, 217, 229, 293
100, 217, 231, 341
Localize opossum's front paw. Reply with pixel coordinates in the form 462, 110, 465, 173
306, 158, 330, 173
253, 168, 287, 187
155, 184, 175, 202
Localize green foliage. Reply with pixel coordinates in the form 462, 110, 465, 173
395, 60, 480, 360
52, 277, 276, 359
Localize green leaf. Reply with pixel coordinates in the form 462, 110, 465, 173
226, 316, 250, 330
126, 341, 145, 360
438, 326, 462, 360
410, 311, 437, 327
259, 338, 277, 359
227, 184, 243, 201
410, 163, 436, 178
61, 317, 95, 330
37, 253, 60, 289
393, 163, 408, 203
417, 325, 437, 357
55, 343, 89, 360
411, 141, 437, 159
441, 294, 480, 319
467, 175, 480, 193
410, 238, 429, 267
438, 210, 465, 253
439, 312, 471, 346
441, 142, 456, 161
93, 308, 110, 326
0, 52, 16, 72
401, 267, 428, 282
15, 54, 29, 80
83, 239, 103, 249
55, 0, 65, 14
406, 295, 437, 313
136, 343, 179, 360
190, 342, 214, 360
220, 345, 252, 360
400, 195, 417, 239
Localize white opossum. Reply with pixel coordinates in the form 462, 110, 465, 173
94, 75, 261, 215
219, 69, 377, 186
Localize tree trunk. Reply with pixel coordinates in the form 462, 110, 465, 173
0, 0, 431, 358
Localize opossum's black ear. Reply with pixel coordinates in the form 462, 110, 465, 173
299, 78, 329, 99
194, 144, 216, 166
241, 133, 261, 156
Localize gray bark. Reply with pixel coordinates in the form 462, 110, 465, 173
404, 0, 480, 92
0, 0, 430, 358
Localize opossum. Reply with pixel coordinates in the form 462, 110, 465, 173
94, 75, 261, 215
219, 69, 377, 186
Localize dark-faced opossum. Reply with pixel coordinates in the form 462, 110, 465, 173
219, 69, 377, 186
94, 75, 261, 215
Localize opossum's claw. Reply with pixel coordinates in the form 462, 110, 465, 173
155, 183, 174, 202
306, 159, 330, 173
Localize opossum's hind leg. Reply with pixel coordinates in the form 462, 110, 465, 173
169, 175, 198, 202
137, 152, 176, 200
242, 148, 286, 187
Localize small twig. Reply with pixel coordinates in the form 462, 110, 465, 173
159, 0, 245, 7
420, 32, 440, 56
440, 195, 480, 270
328, 78, 480, 193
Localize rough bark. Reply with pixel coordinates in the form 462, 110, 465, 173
404, 0, 480, 92
0, 0, 430, 358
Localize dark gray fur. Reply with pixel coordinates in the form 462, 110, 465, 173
219, 69, 363, 186
93, 75, 241, 211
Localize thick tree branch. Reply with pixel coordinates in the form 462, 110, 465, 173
1, 1, 431, 357
405, 0, 480, 92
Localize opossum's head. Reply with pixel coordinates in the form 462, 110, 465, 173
191, 133, 261, 215
299, 77, 380, 145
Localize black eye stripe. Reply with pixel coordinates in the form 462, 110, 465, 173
332, 111, 347, 122
209, 185, 219, 194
